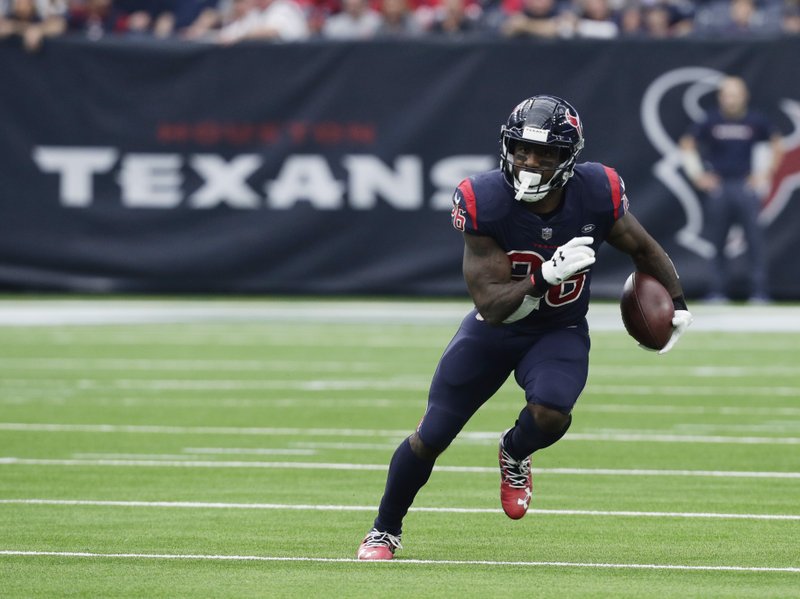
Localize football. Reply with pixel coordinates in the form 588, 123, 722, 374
620, 272, 674, 350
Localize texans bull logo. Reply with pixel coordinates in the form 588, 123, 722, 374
564, 109, 583, 136
641, 66, 800, 259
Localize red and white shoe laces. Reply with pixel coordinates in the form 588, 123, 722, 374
498, 430, 533, 520
357, 528, 403, 560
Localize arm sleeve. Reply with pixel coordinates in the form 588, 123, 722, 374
451, 178, 484, 235
601, 165, 628, 222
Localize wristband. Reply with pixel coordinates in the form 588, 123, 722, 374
672, 295, 688, 311
530, 267, 551, 297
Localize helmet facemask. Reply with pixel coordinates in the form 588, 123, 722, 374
498, 95, 585, 203
500, 137, 577, 203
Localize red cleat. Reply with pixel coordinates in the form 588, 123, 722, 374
498, 429, 533, 520
357, 528, 402, 560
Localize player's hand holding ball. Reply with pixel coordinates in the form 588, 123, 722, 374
660, 310, 693, 354
620, 271, 693, 354
540, 236, 596, 285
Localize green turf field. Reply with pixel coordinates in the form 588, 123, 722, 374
0, 300, 798, 598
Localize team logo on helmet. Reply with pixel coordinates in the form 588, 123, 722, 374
564, 109, 583, 136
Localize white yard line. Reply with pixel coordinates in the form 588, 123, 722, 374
1, 379, 797, 395
0, 379, 432, 391
579, 404, 800, 416
1, 499, 798, 521
1, 358, 797, 377
2, 422, 799, 446
0, 422, 413, 436
5, 395, 800, 415
1, 300, 800, 332
0, 358, 378, 372
71, 449, 317, 459
1, 457, 798, 478
563, 433, 800, 445
6, 336, 797, 350
0, 550, 796, 573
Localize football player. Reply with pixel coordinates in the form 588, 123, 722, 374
357, 95, 693, 560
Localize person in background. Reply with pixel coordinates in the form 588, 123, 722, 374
780, 0, 800, 32
216, 0, 308, 42
640, 1, 672, 35
0, 0, 66, 51
693, 0, 781, 36
622, 0, 693, 37
566, 0, 619, 37
427, 0, 482, 36
114, 0, 175, 37
321, 0, 380, 39
67, 0, 127, 38
171, 0, 221, 38
680, 76, 784, 302
376, 0, 423, 36
500, 0, 570, 37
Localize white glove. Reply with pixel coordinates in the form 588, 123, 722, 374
541, 236, 596, 285
657, 310, 693, 354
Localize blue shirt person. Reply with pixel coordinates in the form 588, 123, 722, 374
680, 76, 784, 302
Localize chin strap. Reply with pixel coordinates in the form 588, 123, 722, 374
515, 171, 541, 201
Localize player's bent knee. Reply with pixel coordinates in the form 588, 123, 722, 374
409, 432, 444, 461
528, 404, 570, 435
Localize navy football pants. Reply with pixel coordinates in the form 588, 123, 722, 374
416, 309, 590, 452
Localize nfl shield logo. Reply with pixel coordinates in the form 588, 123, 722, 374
541, 227, 553, 240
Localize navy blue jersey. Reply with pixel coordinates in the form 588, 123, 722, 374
450, 163, 627, 331
690, 109, 776, 179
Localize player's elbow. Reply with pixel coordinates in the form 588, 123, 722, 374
481, 312, 506, 326
474, 305, 502, 325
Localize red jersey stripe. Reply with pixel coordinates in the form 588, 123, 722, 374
602, 166, 622, 220
459, 179, 478, 230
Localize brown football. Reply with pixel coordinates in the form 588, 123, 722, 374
620, 272, 674, 350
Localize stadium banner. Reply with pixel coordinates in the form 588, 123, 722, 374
1, 37, 799, 298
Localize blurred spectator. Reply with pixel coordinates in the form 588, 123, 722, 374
621, 0, 693, 37
67, 0, 128, 38
694, 0, 781, 36
567, 0, 619, 37
0, 0, 66, 50
781, 0, 800, 31
172, 0, 221, 38
376, 0, 422, 35
115, 0, 175, 37
501, 0, 569, 38
295, 0, 337, 35
427, 0, 482, 35
619, 0, 644, 35
321, 0, 381, 38
217, 0, 309, 42
641, 1, 672, 35
667, 0, 695, 34
69, 0, 176, 38
194, 0, 244, 41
